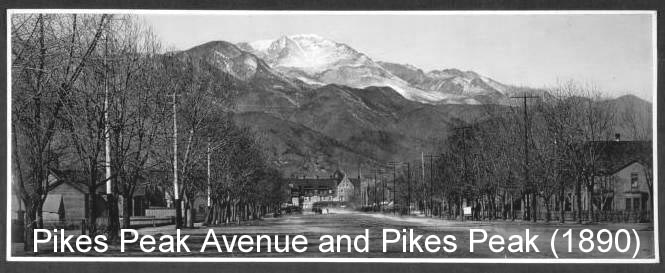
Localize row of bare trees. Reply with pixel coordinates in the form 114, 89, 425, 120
11, 14, 287, 251
427, 83, 651, 223
367, 82, 651, 223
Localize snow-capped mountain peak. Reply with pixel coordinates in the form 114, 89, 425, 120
242, 34, 369, 74
237, 34, 501, 104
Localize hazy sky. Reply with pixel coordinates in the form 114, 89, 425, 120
141, 12, 655, 101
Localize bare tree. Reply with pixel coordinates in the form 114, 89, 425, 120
11, 13, 110, 249
102, 16, 169, 232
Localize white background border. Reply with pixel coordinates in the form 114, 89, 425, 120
5, 9, 659, 263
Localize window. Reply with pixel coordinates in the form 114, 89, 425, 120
633, 198, 641, 211
625, 198, 632, 211
610, 176, 616, 191
630, 173, 639, 189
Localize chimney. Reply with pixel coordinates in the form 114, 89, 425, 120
615, 133, 621, 142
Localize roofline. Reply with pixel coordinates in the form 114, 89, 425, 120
601, 160, 646, 176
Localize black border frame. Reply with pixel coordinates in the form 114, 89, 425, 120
1, 1, 664, 272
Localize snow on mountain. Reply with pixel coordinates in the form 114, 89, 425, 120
378, 62, 509, 104
238, 34, 480, 105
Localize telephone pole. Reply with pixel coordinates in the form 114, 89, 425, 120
381, 172, 386, 212
510, 94, 539, 222
172, 89, 182, 229
387, 161, 412, 215
421, 152, 426, 216
373, 169, 378, 210
207, 140, 211, 208
406, 162, 411, 215
103, 33, 111, 196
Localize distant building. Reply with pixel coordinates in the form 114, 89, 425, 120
285, 176, 338, 208
337, 175, 360, 203
284, 170, 362, 208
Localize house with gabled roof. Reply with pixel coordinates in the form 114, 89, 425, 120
588, 140, 652, 212
45, 169, 108, 223
537, 138, 653, 222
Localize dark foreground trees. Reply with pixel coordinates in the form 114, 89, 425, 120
11, 13, 111, 250
11, 14, 288, 250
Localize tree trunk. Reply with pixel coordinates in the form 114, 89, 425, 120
575, 178, 582, 224
36, 203, 44, 229
559, 187, 565, 224
106, 194, 120, 242
501, 191, 507, 220
510, 194, 515, 221
87, 191, 97, 235
588, 177, 595, 223
523, 193, 529, 220
204, 203, 214, 226
122, 193, 131, 228
186, 198, 194, 228
174, 198, 182, 228
458, 196, 463, 221
544, 197, 551, 223
23, 203, 38, 253
531, 192, 537, 222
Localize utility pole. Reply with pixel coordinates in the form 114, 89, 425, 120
172, 89, 181, 229
421, 152, 425, 215
102, 25, 121, 239
510, 94, 539, 222
424, 154, 441, 218
103, 32, 112, 196
373, 170, 377, 209
406, 162, 411, 215
207, 140, 211, 208
381, 172, 385, 212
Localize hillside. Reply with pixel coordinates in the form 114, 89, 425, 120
175, 38, 652, 178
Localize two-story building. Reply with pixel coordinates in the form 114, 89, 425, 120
590, 140, 652, 213
285, 170, 362, 208
543, 139, 652, 221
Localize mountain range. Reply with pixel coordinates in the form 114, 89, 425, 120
175, 34, 652, 177
237, 34, 509, 105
